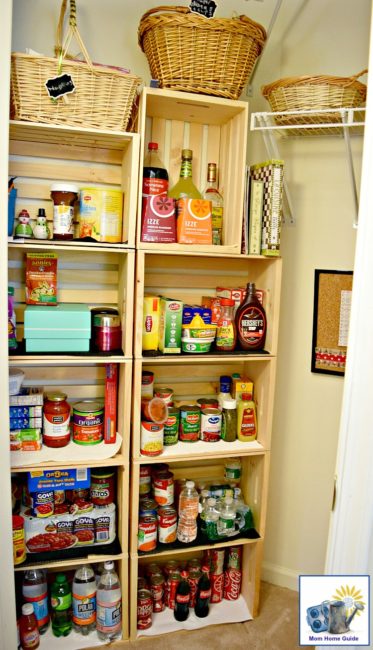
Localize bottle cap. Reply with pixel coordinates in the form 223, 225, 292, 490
181, 149, 193, 160
225, 497, 233, 505
50, 183, 79, 193
207, 498, 216, 505
22, 603, 34, 616
201, 489, 210, 497
222, 398, 237, 409
202, 565, 210, 573
104, 561, 114, 570
148, 142, 158, 150
186, 480, 195, 489
180, 569, 189, 579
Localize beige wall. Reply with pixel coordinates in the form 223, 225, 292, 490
11, 0, 372, 590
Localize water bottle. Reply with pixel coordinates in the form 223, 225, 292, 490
72, 564, 96, 635
218, 497, 237, 537
233, 489, 254, 531
50, 573, 72, 637
96, 561, 122, 641
22, 569, 49, 634
177, 480, 199, 543
202, 497, 219, 540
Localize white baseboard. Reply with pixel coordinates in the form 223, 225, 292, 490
261, 561, 299, 591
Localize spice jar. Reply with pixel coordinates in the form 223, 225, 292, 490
43, 391, 71, 448
50, 183, 78, 240
92, 309, 122, 352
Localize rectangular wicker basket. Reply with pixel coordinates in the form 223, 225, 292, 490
138, 5, 266, 100
11, 0, 142, 132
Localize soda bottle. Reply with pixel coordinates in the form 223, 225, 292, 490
96, 561, 122, 641
177, 480, 199, 543
174, 569, 190, 621
194, 565, 211, 618
19, 603, 40, 650
72, 564, 96, 635
50, 573, 72, 637
22, 569, 49, 634
142, 142, 169, 197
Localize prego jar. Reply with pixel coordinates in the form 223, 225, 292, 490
50, 183, 78, 240
43, 392, 71, 448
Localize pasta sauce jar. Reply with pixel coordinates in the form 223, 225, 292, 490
90, 469, 115, 506
50, 183, 78, 240
43, 392, 71, 447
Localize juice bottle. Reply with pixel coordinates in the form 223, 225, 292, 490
215, 298, 236, 351
19, 603, 40, 649
235, 282, 267, 351
168, 149, 202, 200
237, 393, 257, 442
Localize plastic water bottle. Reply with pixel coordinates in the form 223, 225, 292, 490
72, 564, 96, 636
96, 561, 122, 641
177, 480, 199, 543
22, 569, 49, 634
218, 497, 237, 537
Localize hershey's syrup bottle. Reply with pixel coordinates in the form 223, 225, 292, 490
174, 570, 190, 621
235, 282, 267, 351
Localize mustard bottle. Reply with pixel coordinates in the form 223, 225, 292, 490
237, 392, 257, 442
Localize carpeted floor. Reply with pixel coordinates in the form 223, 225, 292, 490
116, 582, 315, 650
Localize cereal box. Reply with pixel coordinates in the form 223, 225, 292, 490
25, 253, 57, 306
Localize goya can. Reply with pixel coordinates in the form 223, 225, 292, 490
200, 408, 222, 442
30, 490, 54, 518
179, 405, 200, 442
72, 400, 104, 445
137, 588, 153, 630
138, 514, 157, 552
157, 505, 177, 544
90, 469, 115, 506
163, 406, 180, 446
140, 421, 164, 456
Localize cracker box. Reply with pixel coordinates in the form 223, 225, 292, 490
176, 199, 212, 244
159, 297, 183, 354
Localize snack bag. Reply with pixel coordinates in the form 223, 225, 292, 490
25, 253, 58, 305
8, 287, 17, 349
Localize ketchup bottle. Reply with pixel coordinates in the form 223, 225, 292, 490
20, 603, 40, 649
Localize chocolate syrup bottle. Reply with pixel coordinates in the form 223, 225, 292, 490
235, 282, 267, 351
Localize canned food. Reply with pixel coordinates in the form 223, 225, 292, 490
74, 514, 95, 545
223, 568, 242, 600
146, 562, 163, 579
200, 408, 222, 442
157, 505, 177, 544
139, 497, 158, 516
227, 545, 242, 569
139, 465, 152, 496
154, 386, 174, 405
163, 559, 179, 576
205, 548, 225, 575
153, 470, 174, 506
179, 405, 200, 442
66, 488, 90, 503
54, 490, 65, 505
211, 572, 224, 603
12, 515, 26, 565
72, 400, 104, 445
138, 576, 147, 591
140, 421, 164, 456
137, 588, 153, 630
141, 371, 154, 399
167, 571, 181, 610
141, 397, 168, 424
150, 574, 165, 612
30, 490, 54, 518
90, 469, 115, 506
94, 503, 116, 544
163, 407, 180, 446
138, 514, 157, 552
197, 398, 219, 409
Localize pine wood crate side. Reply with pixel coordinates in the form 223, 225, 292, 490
9, 248, 134, 357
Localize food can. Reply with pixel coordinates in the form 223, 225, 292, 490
153, 470, 174, 506
66, 488, 90, 503
139, 465, 152, 496
54, 490, 65, 505
138, 576, 147, 591
157, 505, 177, 544
163, 559, 179, 576
137, 588, 153, 630
163, 407, 180, 446
72, 400, 104, 445
187, 566, 202, 608
223, 568, 242, 600
138, 514, 157, 552
197, 398, 219, 409
74, 514, 95, 545
150, 574, 165, 612
179, 404, 200, 442
146, 562, 163, 579
141, 371, 154, 398
141, 421, 164, 456
78, 187, 123, 243
93, 503, 116, 543
167, 571, 181, 610
205, 548, 225, 575
90, 469, 115, 506
227, 545, 242, 569
12, 515, 26, 565
154, 386, 174, 405
200, 408, 222, 442
139, 497, 158, 517
30, 490, 54, 518
210, 572, 224, 603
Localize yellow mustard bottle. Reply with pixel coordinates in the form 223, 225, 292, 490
237, 392, 257, 442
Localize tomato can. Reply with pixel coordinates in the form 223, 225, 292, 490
200, 408, 222, 442
138, 514, 157, 552
153, 470, 174, 506
90, 469, 115, 506
72, 400, 104, 445
12, 515, 26, 565
210, 572, 224, 603
137, 588, 153, 630
163, 406, 180, 446
223, 568, 242, 600
157, 505, 177, 544
154, 386, 174, 405
179, 405, 200, 442
30, 490, 54, 518
139, 465, 152, 496
197, 398, 219, 409
140, 421, 164, 456
150, 574, 165, 612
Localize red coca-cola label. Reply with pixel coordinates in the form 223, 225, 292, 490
223, 568, 242, 601
175, 593, 190, 604
150, 581, 165, 612
210, 572, 224, 603
167, 577, 180, 610
199, 589, 211, 600
187, 574, 200, 608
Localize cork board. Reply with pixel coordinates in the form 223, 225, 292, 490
311, 269, 353, 375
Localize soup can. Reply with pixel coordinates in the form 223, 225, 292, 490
141, 421, 164, 456
154, 386, 174, 405
157, 505, 177, 544
72, 400, 104, 445
139, 465, 152, 496
200, 408, 222, 442
138, 514, 157, 552
141, 371, 154, 399
179, 405, 200, 442
153, 470, 174, 506
139, 497, 158, 517
163, 406, 180, 446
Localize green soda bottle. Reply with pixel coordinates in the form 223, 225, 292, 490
51, 573, 72, 637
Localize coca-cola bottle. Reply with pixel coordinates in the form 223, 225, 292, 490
194, 565, 211, 618
174, 570, 190, 621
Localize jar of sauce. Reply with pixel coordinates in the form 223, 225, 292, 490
90, 469, 115, 506
43, 391, 71, 448
50, 183, 78, 240
92, 309, 122, 352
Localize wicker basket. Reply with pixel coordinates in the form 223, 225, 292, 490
10, 0, 142, 132
138, 5, 266, 100
261, 70, 367, 131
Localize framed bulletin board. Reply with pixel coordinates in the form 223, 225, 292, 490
311, 269, 353, 375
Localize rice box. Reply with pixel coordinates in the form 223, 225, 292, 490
159, 298, 183, 354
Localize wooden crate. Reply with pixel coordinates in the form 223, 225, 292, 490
132, 358, 276, 461
134, 251, 282, 359
130, 540, 263, 639
9, 244, 135, 359
9, 120, 140, 246
136, 88, 248, 255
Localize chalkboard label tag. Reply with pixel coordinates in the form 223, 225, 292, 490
45, 73, 76, 99
189, 0, 217, 18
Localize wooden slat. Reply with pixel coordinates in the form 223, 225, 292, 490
9, 267, 119, 286
169, 120, 185, 187
10, 140, 123, 164
9, 160, 121, 185
14, 287, 118, 303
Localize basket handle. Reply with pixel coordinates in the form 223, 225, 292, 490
55, 0, 93, 71
349, 69, 368, 80
139, 5, 190, 22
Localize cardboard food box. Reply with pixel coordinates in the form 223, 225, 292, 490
141, 195, 176, 243
142, 296, 160, 352
176, 198, 212, 244
158, 297, 183, 354
232, 376, 254, 401
24, 303, 91, 352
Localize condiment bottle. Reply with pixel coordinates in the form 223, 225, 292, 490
215, 298, 236, 351
168, 149, 202, 200
235, 282, 267, 351
43, 392, 71, 448
19, 603, 40, 649
50, 183, 78, 240
217, 375, 232, 407
202, 162, 223, 245
221, 398, 237, 442
237, 393, 257, 442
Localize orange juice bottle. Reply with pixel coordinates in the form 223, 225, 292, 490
237, 393, 257, 442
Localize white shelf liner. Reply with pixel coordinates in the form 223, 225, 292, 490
11, 435, 122, 467
39, 627, 112, 649
139, 439, 263, 461
138, 595, 252, 637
